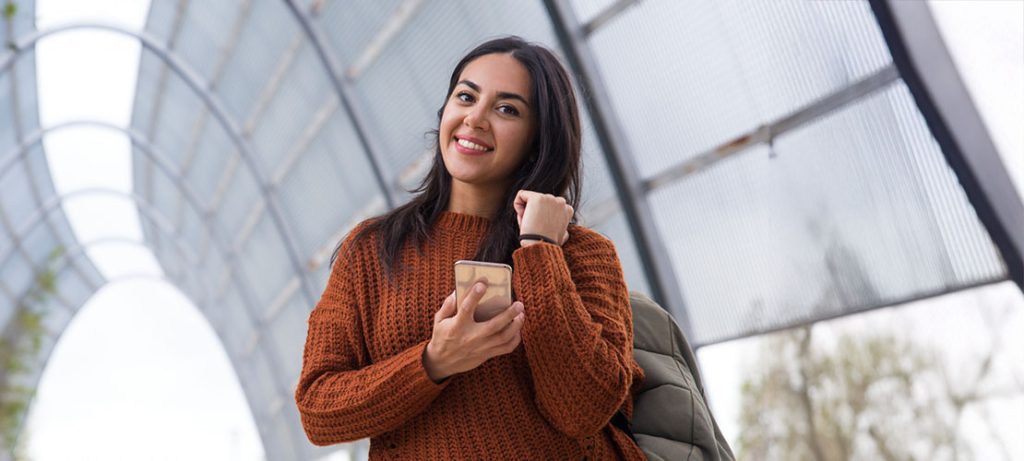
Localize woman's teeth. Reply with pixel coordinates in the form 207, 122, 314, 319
457, 138, 492, 152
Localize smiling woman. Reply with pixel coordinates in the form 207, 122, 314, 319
296, 36, 646, 460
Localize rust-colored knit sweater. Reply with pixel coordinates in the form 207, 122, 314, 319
295, 211, 646, 460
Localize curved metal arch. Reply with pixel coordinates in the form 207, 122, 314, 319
3, 121, 227, 258
0, 187, 199, 273
1, 120, 319, 387
5, 188, 305, 458
0, 119, 299, 348
0, 120, 301, 375
0, 22, 317, 309
282, 0, 397, 209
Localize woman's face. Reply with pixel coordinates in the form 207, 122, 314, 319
439, 53, 534, 193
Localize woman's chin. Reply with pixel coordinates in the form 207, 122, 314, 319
448, 172, 487, 186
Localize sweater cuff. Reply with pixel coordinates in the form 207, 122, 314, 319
409, 339, 452, 392
512, 241, 572, 291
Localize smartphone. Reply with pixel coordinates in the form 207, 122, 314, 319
454, 260, 513, 322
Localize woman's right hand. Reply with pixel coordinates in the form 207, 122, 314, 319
422, 280, 525, 383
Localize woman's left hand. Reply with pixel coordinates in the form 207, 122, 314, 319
514, 190, 573, 246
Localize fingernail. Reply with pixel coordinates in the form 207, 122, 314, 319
475, 283, 485, 293
516, 303, 524, 313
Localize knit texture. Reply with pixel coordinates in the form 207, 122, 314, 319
295, 211, 646, 460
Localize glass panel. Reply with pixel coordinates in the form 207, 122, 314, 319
216, 166, 260, 238
151, 72, 205, 169
238, 213, 292, 309
0, 71, 16, 157
58, 261, 95, 310
267, 293, 308, 387
267, 411, 299, 461
15, 51, 40, 135
217, 283, 258, 355
250, 41, 334, 174
318, 0, 405, 67
214, 0, 300, 121
26, 142, 58, 206
147, 158, 180, 227
21, 224, 59, 269
130, 50, 164, 132
649, 82, 1006, 346
175, 0, 242, 82
277, 110, 380, 260
141, 0, 181, 45
185, 120, 235, 204
569, 0, 618, 25
178, 199, 205, 255
0, 161, 37, 230
0, 255, 34, 304
589, 0, 893, 178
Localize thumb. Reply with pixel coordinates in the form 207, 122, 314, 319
434, 291, 457, 324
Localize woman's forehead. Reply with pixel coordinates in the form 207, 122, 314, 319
457, 54, 531, 98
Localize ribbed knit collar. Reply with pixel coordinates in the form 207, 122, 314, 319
435, 210, 491, 233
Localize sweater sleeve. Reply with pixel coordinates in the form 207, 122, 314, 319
511, 227, 634, 439
294, 229, 450, 446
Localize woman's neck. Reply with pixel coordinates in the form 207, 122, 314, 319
447, 180, 508, 219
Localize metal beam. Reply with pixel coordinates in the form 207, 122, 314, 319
644, 64, 900, 191
542, 0, 694, 339
581, 0, 641, 37
0, 22, 320, 309
282, 0, 398, 208
174, 0, 251, 265
870, 0, 1024, 291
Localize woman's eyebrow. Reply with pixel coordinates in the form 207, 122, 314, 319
458, 79, 530, 108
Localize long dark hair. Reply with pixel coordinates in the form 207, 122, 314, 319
330, 36, 582, 280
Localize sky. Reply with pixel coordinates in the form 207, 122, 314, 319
15, 1, 1024, 460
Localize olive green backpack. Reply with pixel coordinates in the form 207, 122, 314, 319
611, 292, 736, 461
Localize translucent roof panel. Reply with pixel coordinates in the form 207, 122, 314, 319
588, 0, 893, 179
648, 81, 1005, 345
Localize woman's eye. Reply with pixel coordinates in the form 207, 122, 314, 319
456, 92, 474, 103
498, 105, 520, 116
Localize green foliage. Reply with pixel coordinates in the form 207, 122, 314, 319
0, 246, 64, 457
2, 2, 16, 20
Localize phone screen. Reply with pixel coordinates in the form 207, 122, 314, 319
454, 260, 513, 322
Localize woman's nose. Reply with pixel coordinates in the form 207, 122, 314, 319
463, 106, 489, 131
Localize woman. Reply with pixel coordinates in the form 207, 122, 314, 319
295, 36, 646, 460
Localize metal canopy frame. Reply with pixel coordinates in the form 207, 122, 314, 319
1, 22, 320, 311
283, 0, 398, 208
542, 0, 694, 340
0, 118, 308, 459
870, 0, 1024, 291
